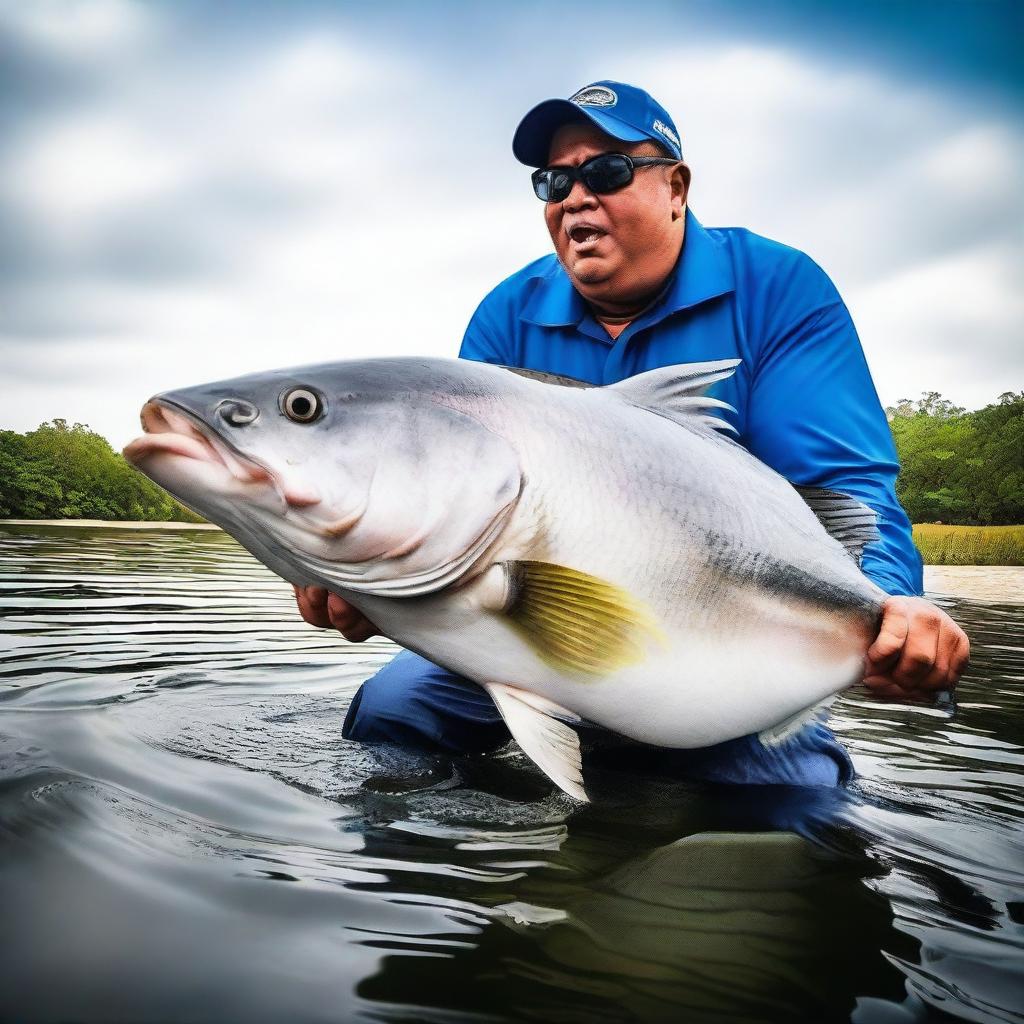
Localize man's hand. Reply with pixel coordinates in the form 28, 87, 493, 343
864, 596, 969, 701
293, 585, 378, 642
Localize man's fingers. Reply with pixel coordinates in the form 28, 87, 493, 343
890, 608, 940, 688
294, 586, 378, 640
293, 584, 332, 628
952, 633, 970, 680
326, 594, 378, 642
863, 675, 914, 701
863, 597, 969, 703
342, 618, 378, 643
919, 618, 951, 690
867, 601, 910, 667
921, 617, 969, 691
326, 594, 358, 631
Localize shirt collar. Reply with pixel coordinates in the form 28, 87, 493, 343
519, 207, 735, 328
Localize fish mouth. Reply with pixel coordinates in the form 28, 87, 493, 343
123, 400, 319, 510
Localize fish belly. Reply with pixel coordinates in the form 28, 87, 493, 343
354, 584, 867, 750
558, 631, 863, 748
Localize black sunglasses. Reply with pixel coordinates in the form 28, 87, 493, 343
532, 152, 678, 203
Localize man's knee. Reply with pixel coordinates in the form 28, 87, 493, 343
343, 650, 427, 743
635, 723, 854, 788
740, 724, 854, 787
343, 650, 510, 754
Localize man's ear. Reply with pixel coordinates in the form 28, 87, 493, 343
671, 163, 691, 219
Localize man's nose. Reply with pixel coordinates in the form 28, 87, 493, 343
562, 178, 598, 212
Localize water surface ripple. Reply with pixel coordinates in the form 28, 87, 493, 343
1, 524, 1021, 1023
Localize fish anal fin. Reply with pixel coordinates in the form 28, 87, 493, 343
758, 696, 836, 747
484, 682, 587, 802
503, 561, 666, 676
794, 485, 880, 564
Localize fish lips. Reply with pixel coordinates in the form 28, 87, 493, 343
124, 397, 321, 510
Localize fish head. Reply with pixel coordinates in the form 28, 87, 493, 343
123, 360, 524, 593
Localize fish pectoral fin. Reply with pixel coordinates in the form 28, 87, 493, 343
483, 682, 587, 802
503, 560, 665, 676
757, 696, 836, 747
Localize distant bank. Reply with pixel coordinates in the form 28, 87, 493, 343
3, 519, 1022, 566
1, 519, 220, 530
3, 519, 1022, 602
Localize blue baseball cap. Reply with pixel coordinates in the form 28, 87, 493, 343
512, 80, 683, 167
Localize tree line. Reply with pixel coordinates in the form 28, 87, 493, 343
0, 419, 202, 522
887, 391, 1023, 525
1, 392, 1022, 524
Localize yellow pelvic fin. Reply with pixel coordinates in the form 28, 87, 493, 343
504, 561, 665, 677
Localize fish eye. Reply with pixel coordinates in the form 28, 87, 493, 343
281, 387, 323, 423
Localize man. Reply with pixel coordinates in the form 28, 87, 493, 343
296, 81, 969, 787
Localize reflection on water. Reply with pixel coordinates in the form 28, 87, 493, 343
0, 524, 1021, 1023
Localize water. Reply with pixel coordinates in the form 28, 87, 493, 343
1, 524, 1021, 1024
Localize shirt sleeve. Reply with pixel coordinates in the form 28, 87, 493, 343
743, 256, 923, 597
458, 291, 513, 365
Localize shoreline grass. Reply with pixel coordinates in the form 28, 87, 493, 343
913, 524, 1024, 566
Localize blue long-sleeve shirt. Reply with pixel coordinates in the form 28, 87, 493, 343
458, 208, 922, 597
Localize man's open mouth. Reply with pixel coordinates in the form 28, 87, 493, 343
567, 224, 607, 245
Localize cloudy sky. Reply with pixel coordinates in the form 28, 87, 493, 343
2, 0, 1021, 447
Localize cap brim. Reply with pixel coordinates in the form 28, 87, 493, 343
512, 98, 651, 166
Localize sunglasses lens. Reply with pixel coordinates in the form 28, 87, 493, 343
583, 154, 633, 193
532, 155, 635, 202
548, 171, 574, 202
533, 170, 573, 202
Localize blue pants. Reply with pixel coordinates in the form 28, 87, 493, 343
343, 650, 854, 787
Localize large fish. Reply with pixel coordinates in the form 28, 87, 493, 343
124, 357, 885, 800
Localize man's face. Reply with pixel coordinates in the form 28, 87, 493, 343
543, 122, 689, 309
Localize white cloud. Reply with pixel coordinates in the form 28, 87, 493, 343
918, 122, 1020, 201
610, 44, 1023, 409
0, 13, 1020, 451
851, 240, 1024, 409
2, 0, 160, 59
9, 113, 194, 226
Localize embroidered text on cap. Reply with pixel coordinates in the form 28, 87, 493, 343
570, 85, 617, 108
652, 119, 680, 151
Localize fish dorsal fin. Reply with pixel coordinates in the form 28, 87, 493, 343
794, 485, 880, 564
501, 365, 593, 389
607, 359, 741, 434
483, 682, 587, 801
503, 560, 665, 676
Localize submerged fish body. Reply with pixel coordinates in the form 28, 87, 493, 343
125, 357, 885, 799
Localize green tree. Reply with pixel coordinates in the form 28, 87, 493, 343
0, 420, 203, 522
3, 394, 1021, 526
888, 392, 1024, 525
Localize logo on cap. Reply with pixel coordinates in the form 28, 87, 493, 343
570, 85, 617, 108
652, 119, 680, 152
